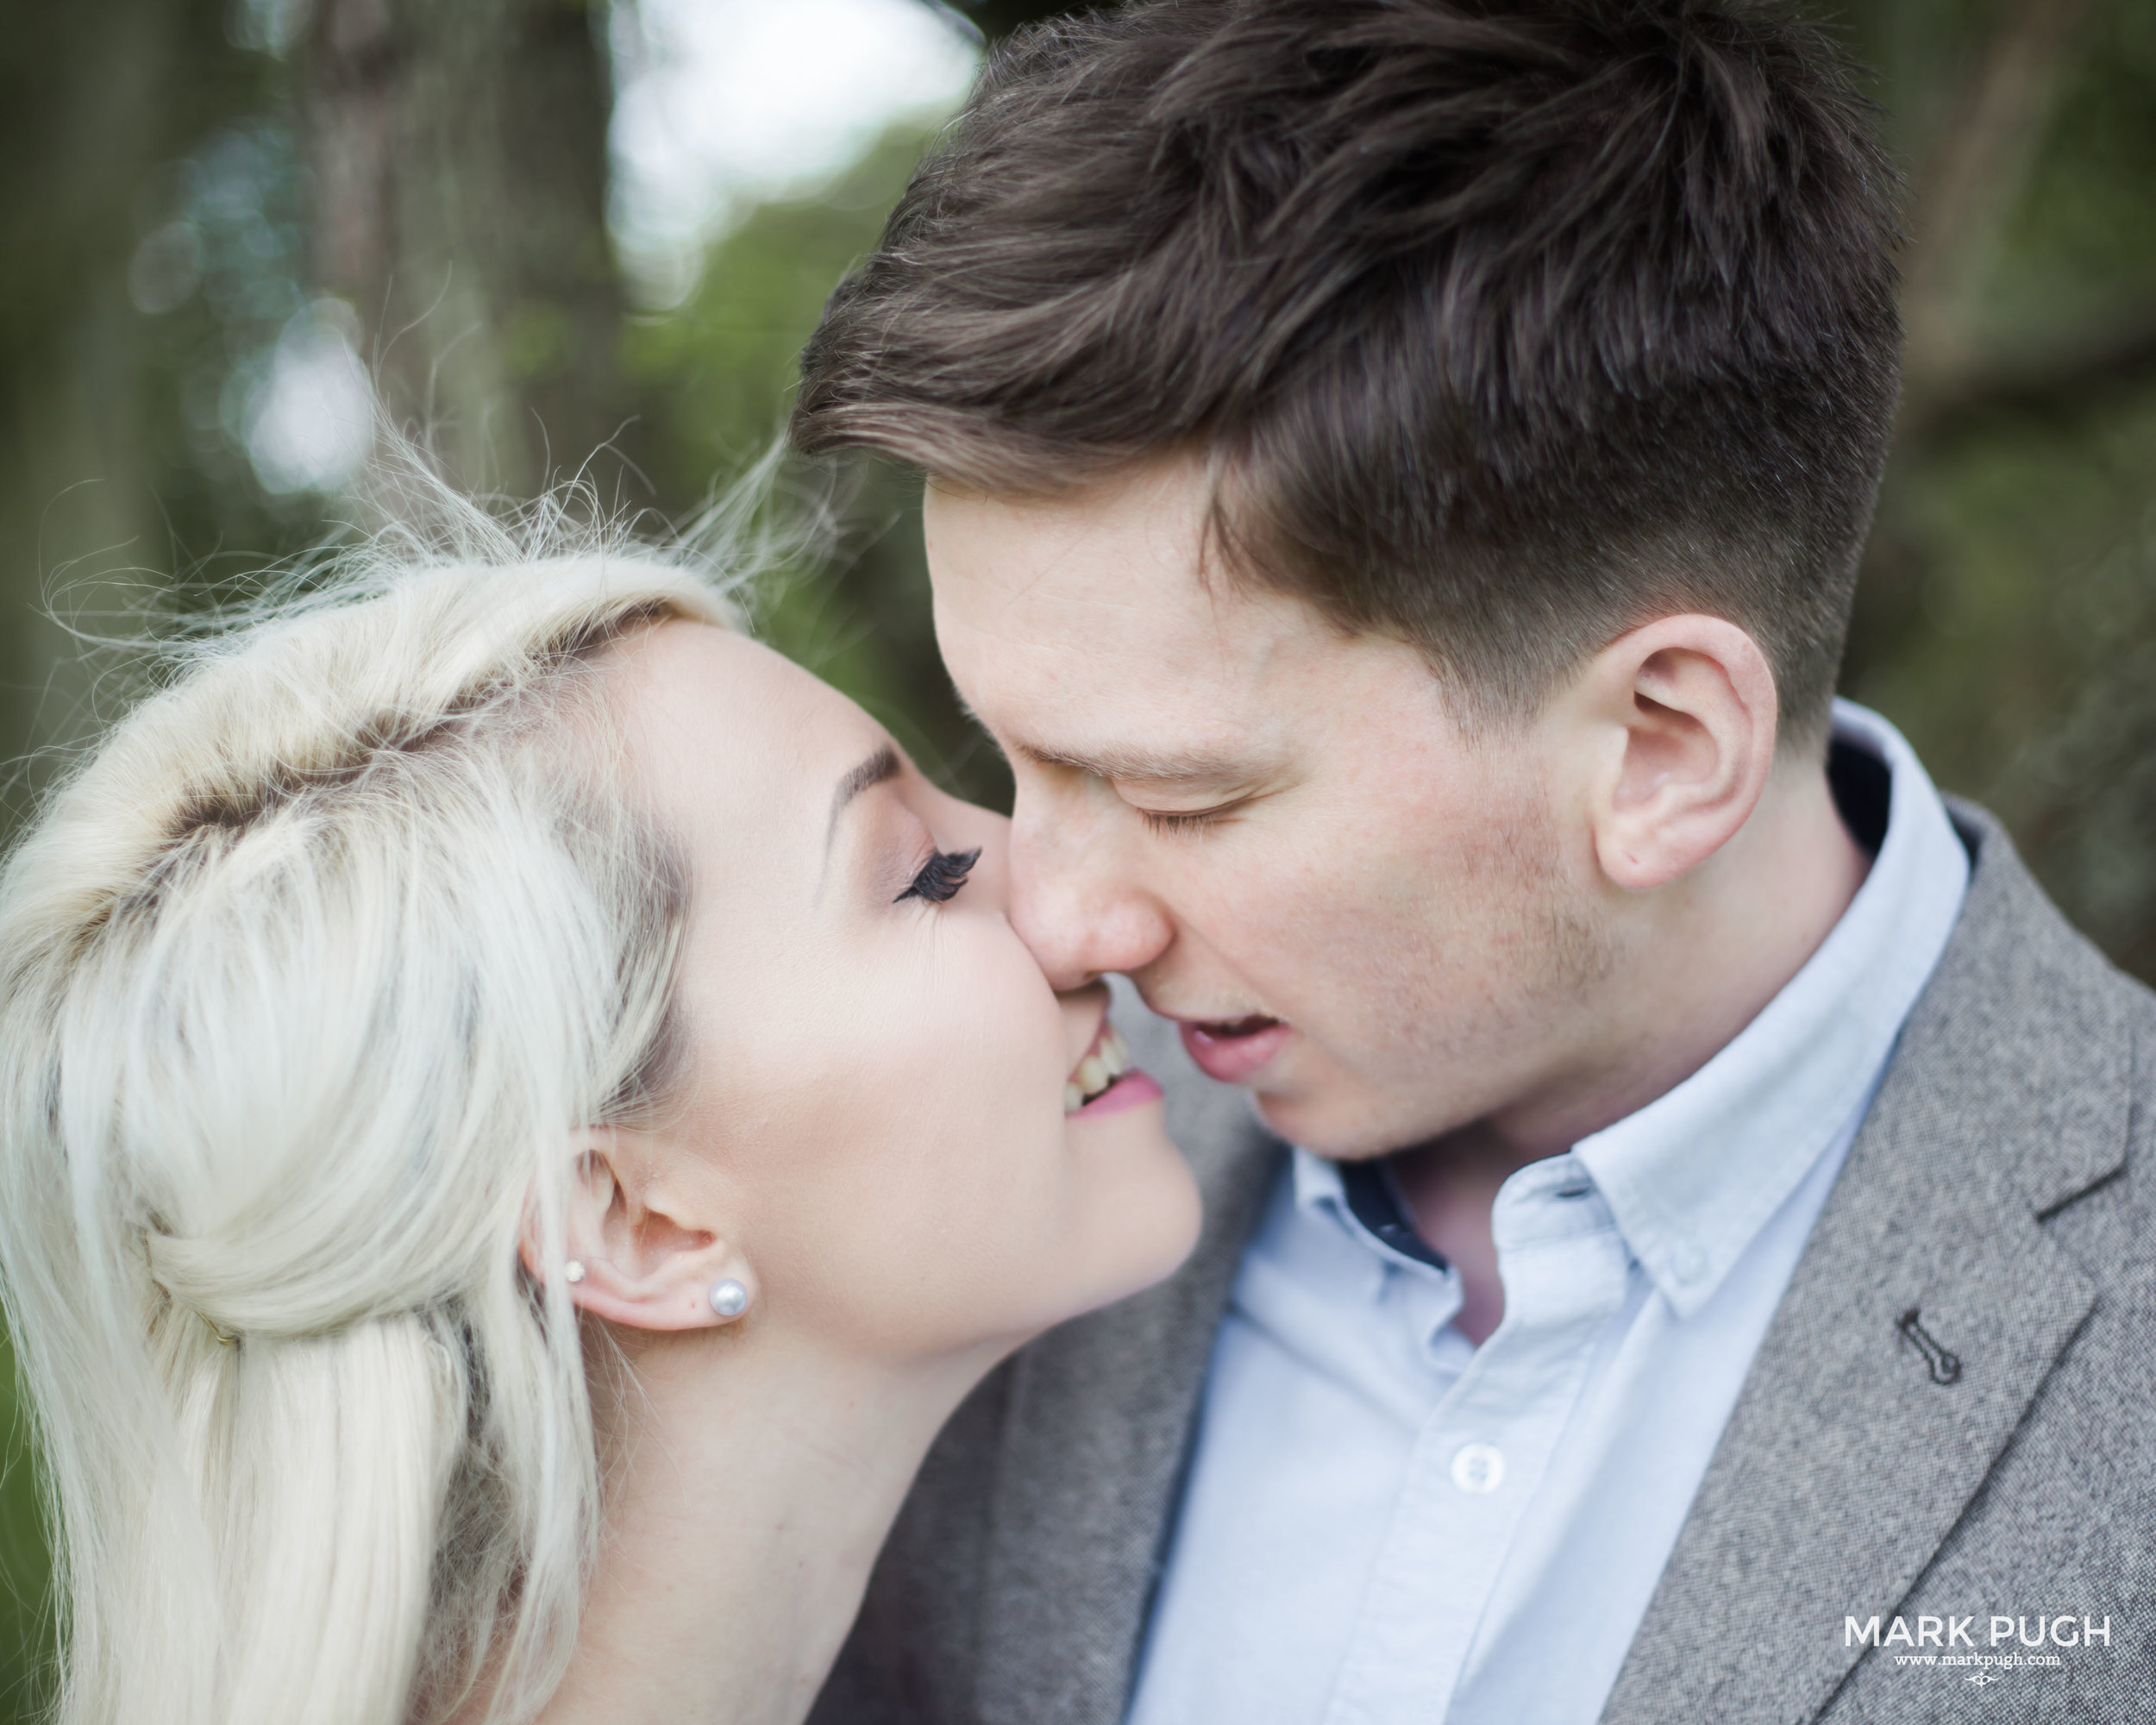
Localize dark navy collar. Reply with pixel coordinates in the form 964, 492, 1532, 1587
1338, 1157, 1449, 1270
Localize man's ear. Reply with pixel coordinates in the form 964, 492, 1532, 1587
520, 1131, 757, 1332
1570, 613, 1778, 892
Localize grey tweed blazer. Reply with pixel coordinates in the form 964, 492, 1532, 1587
812, 805, 2156, 1723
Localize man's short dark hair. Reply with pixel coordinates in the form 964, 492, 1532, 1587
791, 0, 1901, 742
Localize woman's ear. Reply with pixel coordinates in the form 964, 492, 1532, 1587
521, 1131, 757, 1332
1570, 614, 1778, 892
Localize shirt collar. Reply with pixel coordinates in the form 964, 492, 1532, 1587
1294, 1151, 1450, 1277
1573, 699, 1969, 1316
1290, 699, 1970, 1320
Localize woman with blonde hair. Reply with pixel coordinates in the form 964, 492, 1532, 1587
0, 506, 1197, 1725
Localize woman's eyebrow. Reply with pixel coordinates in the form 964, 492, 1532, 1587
825, 743, 900, 853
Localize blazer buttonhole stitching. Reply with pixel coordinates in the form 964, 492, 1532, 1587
1896, 1308, 1963, 1384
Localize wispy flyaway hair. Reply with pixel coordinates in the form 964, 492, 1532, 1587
0, 507, 738, 1725
794, 0, 1902, 743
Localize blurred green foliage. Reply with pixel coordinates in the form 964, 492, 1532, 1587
0, 0, 2152, 1718
622, 123, 1012, 806
1841, 0, 2156, 975
0, 1, 320, 826
0, 1361, 42, 1721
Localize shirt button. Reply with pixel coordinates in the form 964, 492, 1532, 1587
1670, 1241, 1708, 1285
1451, 1442, 1506, 1496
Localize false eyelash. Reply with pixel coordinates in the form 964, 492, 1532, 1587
895, 846, 981, 904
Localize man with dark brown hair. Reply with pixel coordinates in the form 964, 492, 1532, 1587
794, 3, 2156, 1722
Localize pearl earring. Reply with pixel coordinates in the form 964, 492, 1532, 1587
708, 1278, 749, 1319
564, 1260, 586, 1284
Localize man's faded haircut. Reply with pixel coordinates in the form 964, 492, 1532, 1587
791, 0, 1902, 744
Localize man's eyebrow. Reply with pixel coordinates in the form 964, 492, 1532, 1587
1012, 739, 1246, 786
826, 743, 900, 850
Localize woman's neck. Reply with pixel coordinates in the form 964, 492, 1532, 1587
535, 1322, 998, 1725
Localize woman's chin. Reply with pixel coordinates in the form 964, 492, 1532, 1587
1057, 1095, 1203, 1313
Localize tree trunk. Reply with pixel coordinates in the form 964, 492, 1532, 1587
304, 0, 644, 503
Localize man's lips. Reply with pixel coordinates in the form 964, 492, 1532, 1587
1178, 1014, 1292, 1084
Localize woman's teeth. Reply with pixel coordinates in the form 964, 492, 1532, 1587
1065, 1022, 1132, 1113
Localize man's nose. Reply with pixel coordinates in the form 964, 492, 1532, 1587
1007, 801, 1174, 992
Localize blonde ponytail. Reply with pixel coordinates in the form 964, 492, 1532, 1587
0, 517, 738, 1725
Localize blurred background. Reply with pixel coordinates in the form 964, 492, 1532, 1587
1, 0, 2153, 1709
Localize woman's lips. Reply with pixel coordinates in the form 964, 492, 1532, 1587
1063, 1016, 1164, 1119
1069, 1069, 1164, 1119
1179, 1015, 1291, 1083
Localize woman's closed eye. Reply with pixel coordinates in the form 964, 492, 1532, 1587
895, 847, 981, 905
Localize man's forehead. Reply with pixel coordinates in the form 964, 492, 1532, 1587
926, 465, 1351, 775
928, 464, 1242, 625
947, 608, 1287, 776
934, 530, 1315, 696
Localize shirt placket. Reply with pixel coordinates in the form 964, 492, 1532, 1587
1320, 1170, 1635, 1725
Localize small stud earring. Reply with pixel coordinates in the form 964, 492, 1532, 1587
708, 1278, 749, 1319
564, 1260, 586, 1284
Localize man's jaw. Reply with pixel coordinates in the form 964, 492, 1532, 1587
1175, 1013, 1293, 1084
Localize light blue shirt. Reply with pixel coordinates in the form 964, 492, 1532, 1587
1126, 702, 1971, 1725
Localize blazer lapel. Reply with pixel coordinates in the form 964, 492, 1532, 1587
973, 1006, 1285, 1725
1599, 812, 2134, 1725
